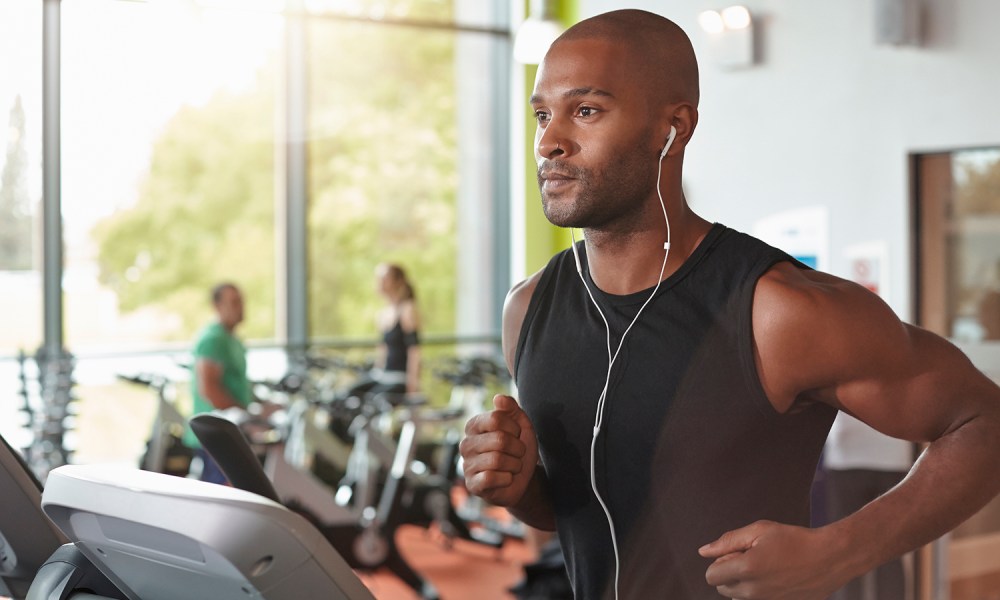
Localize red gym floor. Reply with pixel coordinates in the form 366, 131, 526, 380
359, 525, 535, 600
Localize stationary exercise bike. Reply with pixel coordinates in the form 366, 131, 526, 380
260, 359, 505, 552
117, 372, 193, 477
433, 356, 527, 542
328, 389, 504, 551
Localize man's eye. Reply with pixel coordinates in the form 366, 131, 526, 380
535, 111, 550, 124
579, 107, 596, 117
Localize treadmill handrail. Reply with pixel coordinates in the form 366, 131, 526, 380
189, 414, 281, 503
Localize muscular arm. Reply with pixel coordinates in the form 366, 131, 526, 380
464, 270, 556, 531
195, 359, 244, 410
405, 346, 421, 393
751, 263, 1000, 587
500, 274, 538, 376
780, 273, 1000, 572
502, 271, 558, 530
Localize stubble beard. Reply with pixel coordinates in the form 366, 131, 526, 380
540, 147, 658, 233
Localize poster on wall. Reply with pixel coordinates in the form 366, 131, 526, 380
844, 241, 890, 302
751, 206, 829, 271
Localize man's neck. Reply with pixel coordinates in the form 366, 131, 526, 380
583, 210, 712, 295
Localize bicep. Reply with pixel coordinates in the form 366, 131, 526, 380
502, 272, 542, 377
755, 265, 1000, 442
834, 324, 999, 443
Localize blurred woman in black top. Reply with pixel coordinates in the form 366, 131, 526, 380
343, 263, 421, 403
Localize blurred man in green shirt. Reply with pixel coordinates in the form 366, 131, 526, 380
184, 282, 253, 483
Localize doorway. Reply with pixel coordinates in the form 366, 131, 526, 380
912, 147, 1000, 600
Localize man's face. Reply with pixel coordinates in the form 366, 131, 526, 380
216, 286, 244, 329
531, 38, 659, 230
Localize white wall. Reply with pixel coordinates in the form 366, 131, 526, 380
579, 0, 1000, 320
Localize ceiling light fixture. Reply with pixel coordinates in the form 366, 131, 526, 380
513, 0, 564, 65
697, 5, 755, 69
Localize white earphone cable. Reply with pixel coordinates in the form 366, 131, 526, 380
570, 138, 673, 599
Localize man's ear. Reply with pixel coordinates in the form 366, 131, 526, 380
673, 104, 698, 144
661, 103, 698, 156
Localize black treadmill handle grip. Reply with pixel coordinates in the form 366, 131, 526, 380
188, 414, 282, 504
26, 544, 129, 600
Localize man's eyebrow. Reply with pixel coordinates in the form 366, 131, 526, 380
529, 87, 615, 105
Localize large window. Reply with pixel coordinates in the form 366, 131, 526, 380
916, 148, 1000, 343
0, 1, 43, 449
63, 0, 282, 350
305, 3, 510, 342
6, 0, 511, 469
54, 0, 284, 466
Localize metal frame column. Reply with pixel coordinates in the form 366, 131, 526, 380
42, 0, 62, 351
279, 1, 309, 355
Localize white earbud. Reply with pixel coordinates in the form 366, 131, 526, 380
659, 125, 678, 158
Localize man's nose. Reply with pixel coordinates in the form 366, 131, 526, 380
536, 120, 568, 160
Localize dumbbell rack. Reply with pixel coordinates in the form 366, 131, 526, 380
20, 346, 77, 483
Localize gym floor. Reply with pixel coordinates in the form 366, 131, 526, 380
359, 525, 534, 599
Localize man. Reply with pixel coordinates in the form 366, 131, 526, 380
184, 282, 259, 483
459, 9, 1000, 600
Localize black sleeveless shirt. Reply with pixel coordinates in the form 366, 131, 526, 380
384, 319, 419, 374
513, 224, 836, 599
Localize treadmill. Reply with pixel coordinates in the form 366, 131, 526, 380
0, 431, 375, 600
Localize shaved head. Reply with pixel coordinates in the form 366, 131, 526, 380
531, 9, 701, 233
553, 9, 699, 108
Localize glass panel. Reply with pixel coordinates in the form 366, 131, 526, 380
306, 18, 456, 339
306, 15, 503, 347
6, 0, 506, 470
62, 0, 281, 352
949, 149, 1000, 342
0, 1, 43, 449
59, 0, 281, 465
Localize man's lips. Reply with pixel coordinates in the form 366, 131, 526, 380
539, 169, 577, 193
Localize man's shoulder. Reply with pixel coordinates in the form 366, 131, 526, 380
709, 225, 790, 262
501, 266, 553, 374
195, 321, 225, 342
193, 322, 232, 358
506, 269, 545, 307
505, 246, 578, 307
755, 263, 858, 307
503, 269, 546, 339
